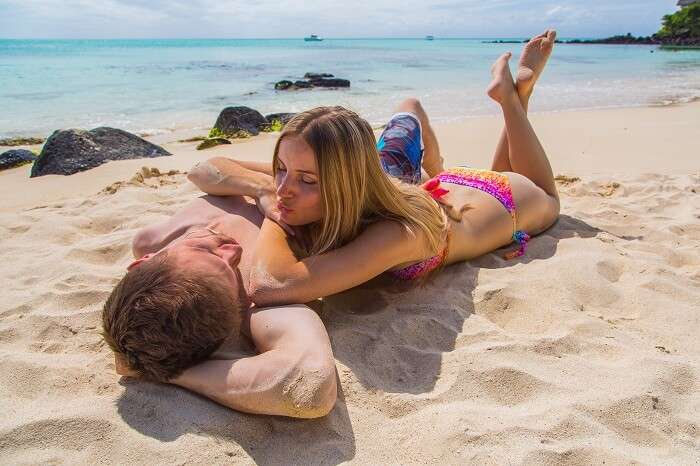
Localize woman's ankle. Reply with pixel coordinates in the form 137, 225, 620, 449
519, 93, 530, 112
500, 91, 523, 111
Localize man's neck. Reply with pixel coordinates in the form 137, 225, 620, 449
203, 219, 258, 297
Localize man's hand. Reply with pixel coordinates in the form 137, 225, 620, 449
256, 192, 295, 236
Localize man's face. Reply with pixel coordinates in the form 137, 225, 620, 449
275, 135, 324, 226
168, 229, 244, 295
131, 229, 244, 301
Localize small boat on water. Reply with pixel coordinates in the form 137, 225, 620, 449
304, 34, 323, 42
425, 35, 435, 41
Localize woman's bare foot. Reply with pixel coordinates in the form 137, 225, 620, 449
516, 29, 556, 100
487, 52, 517, 104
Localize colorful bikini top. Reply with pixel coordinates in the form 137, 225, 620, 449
391, 168, 531, 280
390, 227, 451, 281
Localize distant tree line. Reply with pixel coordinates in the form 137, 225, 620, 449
561, 4, 700, 46
657, 4, 700, 39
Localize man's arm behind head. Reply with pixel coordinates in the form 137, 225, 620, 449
170, 304, 338, 419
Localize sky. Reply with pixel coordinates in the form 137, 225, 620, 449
0, 0, 683, 39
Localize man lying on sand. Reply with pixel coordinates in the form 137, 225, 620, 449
102, 186, 337, 419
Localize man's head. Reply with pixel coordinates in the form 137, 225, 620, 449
102, 229, 247, 382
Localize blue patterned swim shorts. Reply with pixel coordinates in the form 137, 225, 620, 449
376, 112, 424, 184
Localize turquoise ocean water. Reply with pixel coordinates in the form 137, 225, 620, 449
1, 38, 699, 139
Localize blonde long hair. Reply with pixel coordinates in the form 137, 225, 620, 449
273, 106, 448, 257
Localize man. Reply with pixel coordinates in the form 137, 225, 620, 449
102, 158, 337, 419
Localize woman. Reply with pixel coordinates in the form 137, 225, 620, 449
189, 31, 560, 306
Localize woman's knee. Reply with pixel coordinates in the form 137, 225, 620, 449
396, 98, 426, 119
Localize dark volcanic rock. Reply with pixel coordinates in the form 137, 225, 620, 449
274, 80, 294, 90
30, 127, 171, 177
196, 137, 231, 150
264, 113, 297, 125
304, 72, 334, 79
276, 73, 351, 91
482, 40, 526, 44
213, 106, 268, 137
308, 77, 350, 88
0, 149, 37, 171
0, 136, 45, 146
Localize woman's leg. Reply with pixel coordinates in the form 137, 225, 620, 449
394, 98, 444, 177
491, 30, 556, 173
490, 101, 525, 172
487, 53, 558, 199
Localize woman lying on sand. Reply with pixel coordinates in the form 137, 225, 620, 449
190, 30, 560, 305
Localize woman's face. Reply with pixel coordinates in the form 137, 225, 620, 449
275, 135, 323, 226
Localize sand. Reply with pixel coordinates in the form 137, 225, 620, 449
0, 102, 698, 464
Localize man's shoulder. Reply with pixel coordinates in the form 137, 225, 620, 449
250, 304, 314, 320
248, 304, 320, 338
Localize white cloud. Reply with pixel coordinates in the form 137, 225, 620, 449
546, 5, 565, 17
0, 0, 681, 38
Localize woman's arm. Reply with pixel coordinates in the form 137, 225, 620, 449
170, 305, 337, 418
188, 157, 292, 231
249, 218, 428, 306
187, 157, 274, 199
232, 159, 274, 177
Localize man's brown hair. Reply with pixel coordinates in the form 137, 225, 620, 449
102, 252, 241, 382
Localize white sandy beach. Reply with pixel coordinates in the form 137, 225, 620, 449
0, 102, 699, 464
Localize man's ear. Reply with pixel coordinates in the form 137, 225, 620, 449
115, 353, 129, 373
114, 353, 141, 378
127, 253, 155, 271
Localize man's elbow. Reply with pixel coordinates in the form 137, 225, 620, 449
286, 361, 338, 419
